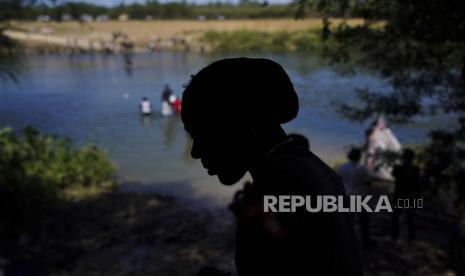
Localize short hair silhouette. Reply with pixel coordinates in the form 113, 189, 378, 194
181, 58, 299, 185
348, 148, 362, 163
288, 133, 310, 150
182, 58, 298, 134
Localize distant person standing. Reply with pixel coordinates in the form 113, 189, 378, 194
322, 16, 331, 41
392, 149, 420, 242
161, 84, 173, 116
338, 148, 374, 248
162, 84, 173, 103
140, 97, 152, 115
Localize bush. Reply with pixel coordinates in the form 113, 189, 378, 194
0, 126, 115, 239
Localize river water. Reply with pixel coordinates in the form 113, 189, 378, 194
0, 52, 450, 205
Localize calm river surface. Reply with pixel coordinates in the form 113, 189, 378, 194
0, 52, 450, 205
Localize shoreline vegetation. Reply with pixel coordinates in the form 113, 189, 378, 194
0, 127, 115, 240
5, 19, 366, 53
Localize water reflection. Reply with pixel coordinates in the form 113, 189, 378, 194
162, 116, 176, 147
123, 53, 133, 76
139, 114, 153, 127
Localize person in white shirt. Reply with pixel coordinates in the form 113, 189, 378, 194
338, 148, 375, 248
140, 97, 152, 115
365, 115, 402, 181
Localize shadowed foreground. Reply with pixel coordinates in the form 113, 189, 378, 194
1, 192, 235, 276
1, 189, 457, 276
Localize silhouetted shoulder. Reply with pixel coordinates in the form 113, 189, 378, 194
261, 141, 346, 196
237, 141, 362, 276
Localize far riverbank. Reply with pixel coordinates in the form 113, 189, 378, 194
5, 19, 364, 53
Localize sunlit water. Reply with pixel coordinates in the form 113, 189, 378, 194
0, 52, 452, 205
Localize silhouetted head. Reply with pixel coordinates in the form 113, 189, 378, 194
402, 148, 415, 164
182, 58, 299, 185
142, 97, 148, 101
348, 148, 361, 163
288, 133, 310, 150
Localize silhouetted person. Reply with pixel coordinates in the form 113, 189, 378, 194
182, 58, 362, 276
423, 131, 454, 195
288, 133, 310, 150
162, 84, 173, 103
322, 16, 331, 41
392, 149, 420, 242
338, 148, 374, 248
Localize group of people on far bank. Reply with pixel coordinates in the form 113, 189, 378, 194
139, 84, 181, 116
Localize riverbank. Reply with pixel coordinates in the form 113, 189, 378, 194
6, 19, 364, 53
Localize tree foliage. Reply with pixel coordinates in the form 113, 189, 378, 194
322, 0, 465, 123
321, 0, 465, 211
